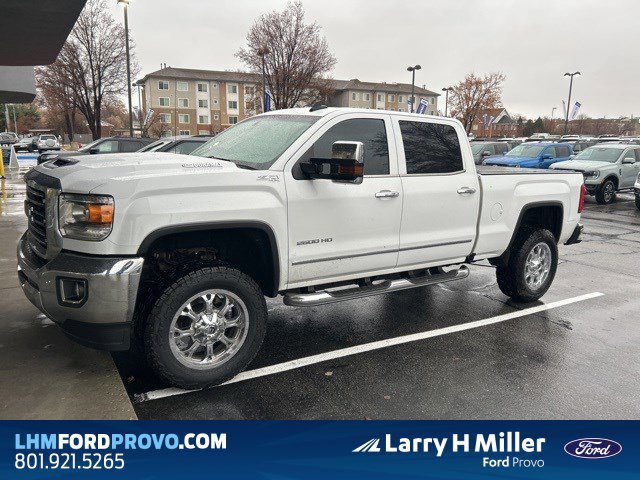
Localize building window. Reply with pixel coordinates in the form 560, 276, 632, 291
158, 80, 169, 90
244, 86, 255, 95
198, 99, 209, 108
178, 114, 190, 124
228, 116, 238, 125
364, 93, 370, 101
161, 130, 172, 137
159, 97, 170, 107
177, 81, 188, 92
389, 94, 395, 102
377, 93, 384, 102
227, 84, 237, 94
197, 83, 208, 93
198, 129, 210, 135
228, 100, 238, 110
159, 113, 171, 123
198, 115, 209, 124
179, 130, 190, 135
398, 95, 403, 103
178, 98, 189, 108
352, 93, 356, 101
400, 121, 463, 175
214, 114, 219, 121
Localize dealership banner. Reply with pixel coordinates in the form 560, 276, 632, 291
0, 420, 637, 478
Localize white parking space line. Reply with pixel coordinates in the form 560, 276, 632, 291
138, 292, 604, 403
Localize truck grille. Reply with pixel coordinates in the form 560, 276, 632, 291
25, 182, 48, 259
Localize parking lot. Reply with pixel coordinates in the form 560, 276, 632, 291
2, 172, 639, 420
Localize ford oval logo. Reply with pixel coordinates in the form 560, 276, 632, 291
564, 438, 622, 459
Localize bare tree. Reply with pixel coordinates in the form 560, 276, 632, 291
449, 73, 506, 133
36, 63, 80, 141
37, 0, 137, 140
236, 1, 336, 109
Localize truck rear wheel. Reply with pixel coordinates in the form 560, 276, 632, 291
144, 266, 267, 389
496, 228, 558, 302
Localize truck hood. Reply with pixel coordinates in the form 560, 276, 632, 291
35, 152, 243, 193
549, 160, 615, 171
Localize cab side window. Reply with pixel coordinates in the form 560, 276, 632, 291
399, 121, 463, 174
623, 149, 636, 162
544, 147, 557, 158
556, 146, 570, 157
298, 118, 390, 176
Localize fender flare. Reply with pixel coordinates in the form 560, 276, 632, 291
137, 221, 280, 297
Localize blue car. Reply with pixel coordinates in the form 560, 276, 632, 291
483, 142, 574, 169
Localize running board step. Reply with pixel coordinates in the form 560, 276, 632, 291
283, 265, 470, 307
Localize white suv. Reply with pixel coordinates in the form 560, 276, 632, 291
36, 134, 61, 153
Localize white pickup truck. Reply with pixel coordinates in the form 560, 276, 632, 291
18, 107, 585, 388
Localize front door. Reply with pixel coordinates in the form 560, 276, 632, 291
286, 114, 402, 287
620, 148, 640, 188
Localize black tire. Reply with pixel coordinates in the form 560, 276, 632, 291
144, 266, 267, 389
595, 179, 616, 205
496, 228, 558, 302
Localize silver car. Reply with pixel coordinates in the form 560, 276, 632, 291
551, 144, 640, 204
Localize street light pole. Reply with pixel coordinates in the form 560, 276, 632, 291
407, 65, 421, 113
118, 0, 134, 137
441, 87, 453, 116
563, 71, 580, 135
258, 46, 270, 112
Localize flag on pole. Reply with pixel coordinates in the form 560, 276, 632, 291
569, 101, 582, 121
143, 109, 154, 127
264, 88, 272, 112
416, 98, 428, 114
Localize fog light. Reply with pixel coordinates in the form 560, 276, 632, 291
57, 277, 88, 307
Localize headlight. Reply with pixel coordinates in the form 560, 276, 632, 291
584, 171, 600, 179
58, 194, 114, 241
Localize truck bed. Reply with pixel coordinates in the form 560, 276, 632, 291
476, 165, 573, 175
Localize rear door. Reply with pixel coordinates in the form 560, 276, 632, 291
285, 113, 403, 286
393, 117, 479, 269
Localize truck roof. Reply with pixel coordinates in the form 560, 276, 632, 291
264, 106, 448, 120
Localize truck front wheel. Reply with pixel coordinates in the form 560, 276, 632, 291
496, 228, 558, 302
595, 179, 616, 204
144, 266, 267, 389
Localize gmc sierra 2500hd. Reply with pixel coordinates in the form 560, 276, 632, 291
18, 107, 585, 388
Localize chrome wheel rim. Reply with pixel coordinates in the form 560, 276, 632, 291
524, 242, 552, 290
604, 182, 614, 202
169, 290, 249, 370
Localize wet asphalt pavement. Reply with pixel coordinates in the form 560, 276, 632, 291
115, 193, 640, 420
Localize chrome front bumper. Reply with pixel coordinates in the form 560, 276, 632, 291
17, 233, 144, 350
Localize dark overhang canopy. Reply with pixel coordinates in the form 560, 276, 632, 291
0, 0, 87, 66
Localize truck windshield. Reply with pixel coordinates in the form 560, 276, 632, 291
191, 115, 318, 169
506, 144, 544, 158
574, 147, 622, 163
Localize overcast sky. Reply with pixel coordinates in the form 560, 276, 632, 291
108, 0, 639, 119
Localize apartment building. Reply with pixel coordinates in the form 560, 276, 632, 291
137, 67, 440, 135
329, 79, 438, 114
138, 67, 262, 136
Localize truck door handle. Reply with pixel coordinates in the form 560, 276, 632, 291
375, 190, 400, 198
457, 187, 477, 195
